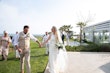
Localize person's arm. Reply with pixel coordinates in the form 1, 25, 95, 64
6, 37, 11, 48
30, 34, 41, 47
36, 40, 41, 47
15, 34, 22, 53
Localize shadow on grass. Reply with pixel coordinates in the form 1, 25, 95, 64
0, 57, 20, 61
31, 54, 48, 58
0, 54, 47, 61
37, 72, 44, 73
8, 57, 20, 61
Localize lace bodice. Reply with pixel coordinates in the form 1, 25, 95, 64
49, 33, 58, 53
49, 33, 57, 44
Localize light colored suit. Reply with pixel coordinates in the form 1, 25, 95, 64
16, 32, 38, 73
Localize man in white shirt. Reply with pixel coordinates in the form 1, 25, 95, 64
66, 32, 70, 45
12, 31, 20, 58
15, 25, 41, 73
42, 32, 49, 55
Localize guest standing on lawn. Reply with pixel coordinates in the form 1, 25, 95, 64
61, 32, 65, 44
42, 32, 49, 55
0, 31, 11, 61
12, 31, 20, 58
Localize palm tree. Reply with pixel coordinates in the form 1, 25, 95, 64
77, 22, 86, 43
76, 12, 95, 43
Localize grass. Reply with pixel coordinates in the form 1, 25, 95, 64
0, 40, 48, 73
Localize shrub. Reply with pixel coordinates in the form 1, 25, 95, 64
99, 43, 110, 52
65, 43, 110, 52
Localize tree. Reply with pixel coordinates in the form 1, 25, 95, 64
76, 11, 95, 43
77, 22, 86, 43
59, 25, 73, 32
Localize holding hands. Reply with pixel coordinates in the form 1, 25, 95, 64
41, 42, 45, 47
18, 48, 22, 53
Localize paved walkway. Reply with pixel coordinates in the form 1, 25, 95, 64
65, 41, 88, 46
65, 41, 80, 46
44, 52, 110, 73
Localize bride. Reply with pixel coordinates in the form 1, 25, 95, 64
42, 26, 68, 73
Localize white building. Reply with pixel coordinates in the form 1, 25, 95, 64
83, 20, 110, 43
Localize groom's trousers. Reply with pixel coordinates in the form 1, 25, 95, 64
20, 49, 31, 73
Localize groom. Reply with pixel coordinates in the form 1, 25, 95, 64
15, 25, 41, 73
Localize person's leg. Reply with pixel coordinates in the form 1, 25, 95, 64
67, 38, 70, 45
14, 46, 19, 58
1, 48, 4, 60
47, 44, 49, 55
5, 49, 9, 61
2, 48, 8, 61
25, 51, 31, 73
14, 46, 17, 58
46, 44, 49, 55
45, 45, 48, 54
63, 39, 64, 44
20, 53, 25, 73
16, 50, 20, 58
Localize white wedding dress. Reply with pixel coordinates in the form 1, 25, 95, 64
49, 32, 68, 73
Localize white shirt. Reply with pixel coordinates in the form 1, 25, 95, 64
12, 34, 19, 46
43, 34, 49, 43
15, 32, 38, 46
66, 34, 69, 39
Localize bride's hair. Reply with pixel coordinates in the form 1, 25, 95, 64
52, 26, 59, 42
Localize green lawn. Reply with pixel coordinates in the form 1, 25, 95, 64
0, 40, 48, 73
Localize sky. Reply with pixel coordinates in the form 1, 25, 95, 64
0, 0, 110, 34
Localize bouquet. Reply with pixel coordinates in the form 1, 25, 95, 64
55, 42, 64, 50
